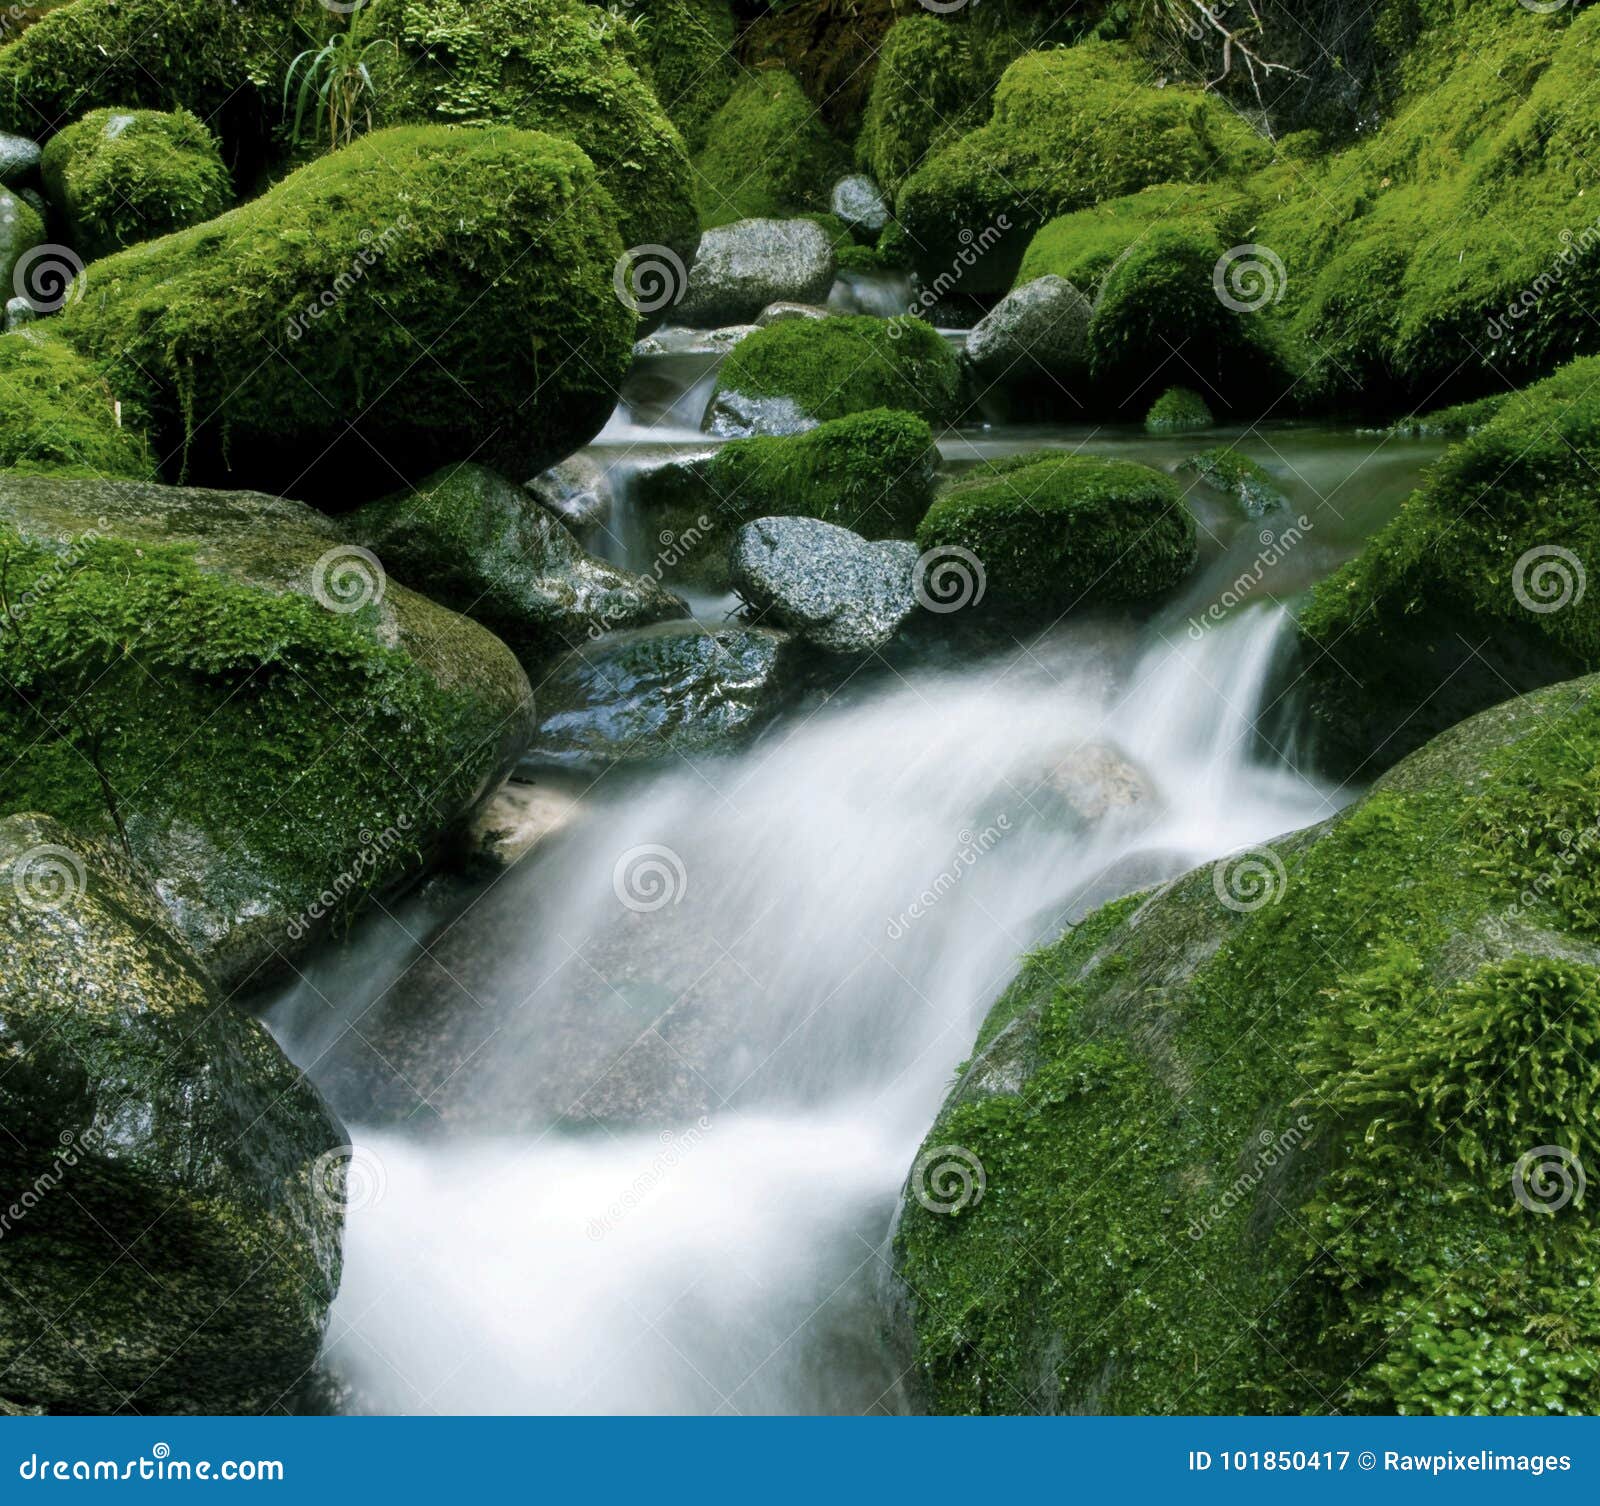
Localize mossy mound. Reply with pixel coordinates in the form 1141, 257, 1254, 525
915, 454, 1197, 614
1296, 355, 1600, 779
0, 329, 154, 479
1144, 386, 1213, 433
0, 181, 42, 287
1259, 2, 1600, 408
366, 0, 697, 260
0, 811, 346, 1415
57, 124, 631, 503
637, 408, 938, 586
1181, 447, 1287, 518
711, 315, 960, 429
0, 473, 535, 995
1388, 391, 1510, 439
0, 0, 299, 148
629, 0, 736, 149
692, 68, 847, 229
855, 13, 1029, 196
896, 673, 1600, 1415
894, 43, 1270, 296
41, 106, 230, 260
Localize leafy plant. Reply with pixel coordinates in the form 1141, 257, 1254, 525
284, 14, 396, 151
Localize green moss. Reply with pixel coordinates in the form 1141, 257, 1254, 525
692, 68, 847, 229
41, 107, 230, 259
0, 184, 42, 288
0, 330, 154, 479
713, 314, 961, 427
1181, 446, 1286, 517
0, 0, 302, 143
56, 124, 631, 503
895, 42, 1271, 296
1144, 385, 1213, 433
628, 0, 735, 149
1389, 391, 1511, 438
915, 453, 1196, 613
366, 0, 698, 257
1297, 355, 1600, 777
855, 13, 1029, 196
898, 674, 1600, 1415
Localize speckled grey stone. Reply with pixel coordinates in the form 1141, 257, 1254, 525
830, 174, 889, 237
676, 218, 836, 328
964, 275, 1092, 389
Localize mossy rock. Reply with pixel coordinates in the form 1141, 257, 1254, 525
629, 0, 737, 149
0, 181, 42, 288
710, 315, 961, 431
0, 811, 345, 1414
0, 473, 536, 995
41, 106, 230, 259
57, 125, 632, 503
366, 0, 698, 261
896, 672, 1600, 1415
635, 408, 939, 586
1181, 446, 1287, 518
1296, 355, 1600, 779
0, 328, 154, 479
0, 0, 302, 152
1388, 391, 1510, 439
914, 454, 1197, 614
692, 68, 848, 229
1144, 386, 1213, 433
895, 43, 1270, 296
348, 462, 687, 663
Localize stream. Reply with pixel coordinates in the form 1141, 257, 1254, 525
267, 300, 1444, 1415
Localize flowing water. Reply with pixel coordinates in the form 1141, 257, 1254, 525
268, 320, 1444, 1415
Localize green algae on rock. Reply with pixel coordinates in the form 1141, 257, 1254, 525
915, 454, 1197, 614
0, 811, 346, 1414
41, 106, 230, 260
56, 125, 632, 503
0, 473, 535, 995
1181, 447, 1288, 518
895, 673, 1600, 1415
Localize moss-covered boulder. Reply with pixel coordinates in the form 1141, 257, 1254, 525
0, 328, 154, 478
0, 0, 299, 147
348, 463, 686, 662
896, 673, 1600, 1415
367, 0, 697, 261
1144, 385, 1213, 434
708, 315, 960, 436
915, 454, 1196, 614
692, 67, 848, 229
636, 408, 939, 587
626, 0, 736, 148
0, 474, 535, 994
41, 106, 229, 260
895, 43, 1269, 296
57, 125, 631, 502
0, 811, 345, 1414
1296, 356, 1600, 779
1182, 446, 1287, 518
0, 181, 42, 288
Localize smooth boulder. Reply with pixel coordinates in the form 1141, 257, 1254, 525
831, 174, 890, 238
0, 474, 536, 994
963, 276, 1092, 411
0, 813, 346, 1414
676, 218, 837, 329
731, 516, 919, 653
